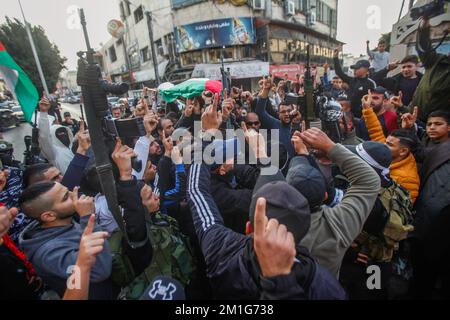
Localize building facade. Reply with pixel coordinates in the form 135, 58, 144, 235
390, 0, 450, 64
100, 0, 342, 90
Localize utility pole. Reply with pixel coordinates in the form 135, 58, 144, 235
119, 13, 134, 85
145, 10, 160, 86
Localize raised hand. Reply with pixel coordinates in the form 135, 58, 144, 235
291, 131, 308, 156
221, 89, 235, 121
0, 206, 18, 238
76, 122, 91, 155
111, 138, 137, 181
361, 89, 373, 109
390, 91, 404, 109
39, 91, 51, 113
253, 198, 296, 278
143, 112, 159, 137
242, 122, 267, 159
162, 130, 174, 156
299, 127, 336, 154
201, 93, 222, 131
401, 106, 419, 129
71, 187, 95, 217
78, 214, 108, 270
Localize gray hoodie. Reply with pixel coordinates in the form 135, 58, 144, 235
19, 215, 113, 299
301, 144, 381, 277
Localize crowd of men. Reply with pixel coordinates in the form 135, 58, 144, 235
0, 18, 449, 300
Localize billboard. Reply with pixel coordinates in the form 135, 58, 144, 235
175, 17, 256, 53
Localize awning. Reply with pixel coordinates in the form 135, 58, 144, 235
192, 60, 269, 80
133, 60, 169, 83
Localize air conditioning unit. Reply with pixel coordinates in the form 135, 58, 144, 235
309, 11, 317, 25
252, 0, 265, 10
285, 0, 295, 17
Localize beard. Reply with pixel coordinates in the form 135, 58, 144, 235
372, 104, 383, 114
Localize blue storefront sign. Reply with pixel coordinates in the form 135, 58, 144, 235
175, 17, 256, 53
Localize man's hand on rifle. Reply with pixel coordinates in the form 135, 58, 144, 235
112, 138, 137, 181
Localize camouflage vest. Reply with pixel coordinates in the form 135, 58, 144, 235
109, 211, 196, 300
357, 181, 415, 262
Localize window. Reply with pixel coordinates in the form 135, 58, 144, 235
134, 6, 144, 24
181, 51, 203, 66
120, 2, 125, 19
155, 39, 163, 56
278, 39, 288, 52
270, 39, 278, 52
141, 46, 150, 62
108, 46, 117, 62
207, 48, 233, 63
125, 1, 131, 16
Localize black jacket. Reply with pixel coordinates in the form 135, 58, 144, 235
372, 68, 423, 106
413, 141, 450, 241
187, 163, 346, 300
210, 165, 259, 234
334, 57, 377, 118
0, 243, 41, 300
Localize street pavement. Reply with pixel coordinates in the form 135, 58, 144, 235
2, 103, 84, 160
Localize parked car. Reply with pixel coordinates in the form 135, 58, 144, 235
107, 96, 120, 107
11, 105, 26, 122
0, 109, 20, 131
0, 100, 16, 110
67, 95, 81, 104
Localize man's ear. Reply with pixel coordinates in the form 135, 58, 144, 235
245, 221, 253, 236
40, 211, 57, 223
399, 146, 410, 158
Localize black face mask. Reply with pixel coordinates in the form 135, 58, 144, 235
55, 127, 71, 148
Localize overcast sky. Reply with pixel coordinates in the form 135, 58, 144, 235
1, 0, 405, 70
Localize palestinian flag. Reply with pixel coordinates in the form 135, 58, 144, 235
0, 41, 39, 123
160, 78, 222, 103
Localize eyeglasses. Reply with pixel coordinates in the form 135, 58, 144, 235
246, 121, 260, 126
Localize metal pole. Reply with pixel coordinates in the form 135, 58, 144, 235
146, 11, 161, 86
18, 0, 49, 96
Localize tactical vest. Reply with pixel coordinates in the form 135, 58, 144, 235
357, 181, 415, 262
109, 211, 196, 300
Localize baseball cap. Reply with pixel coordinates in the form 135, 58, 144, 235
371, 86, 387, 97
286, 156, 327, 211
63, 112, 71, 117
350, 60, 370, 70
249, 170, 311, 244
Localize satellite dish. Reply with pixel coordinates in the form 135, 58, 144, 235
107, 19, 126, 38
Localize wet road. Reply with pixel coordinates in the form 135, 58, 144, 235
2, 103, 84, 160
